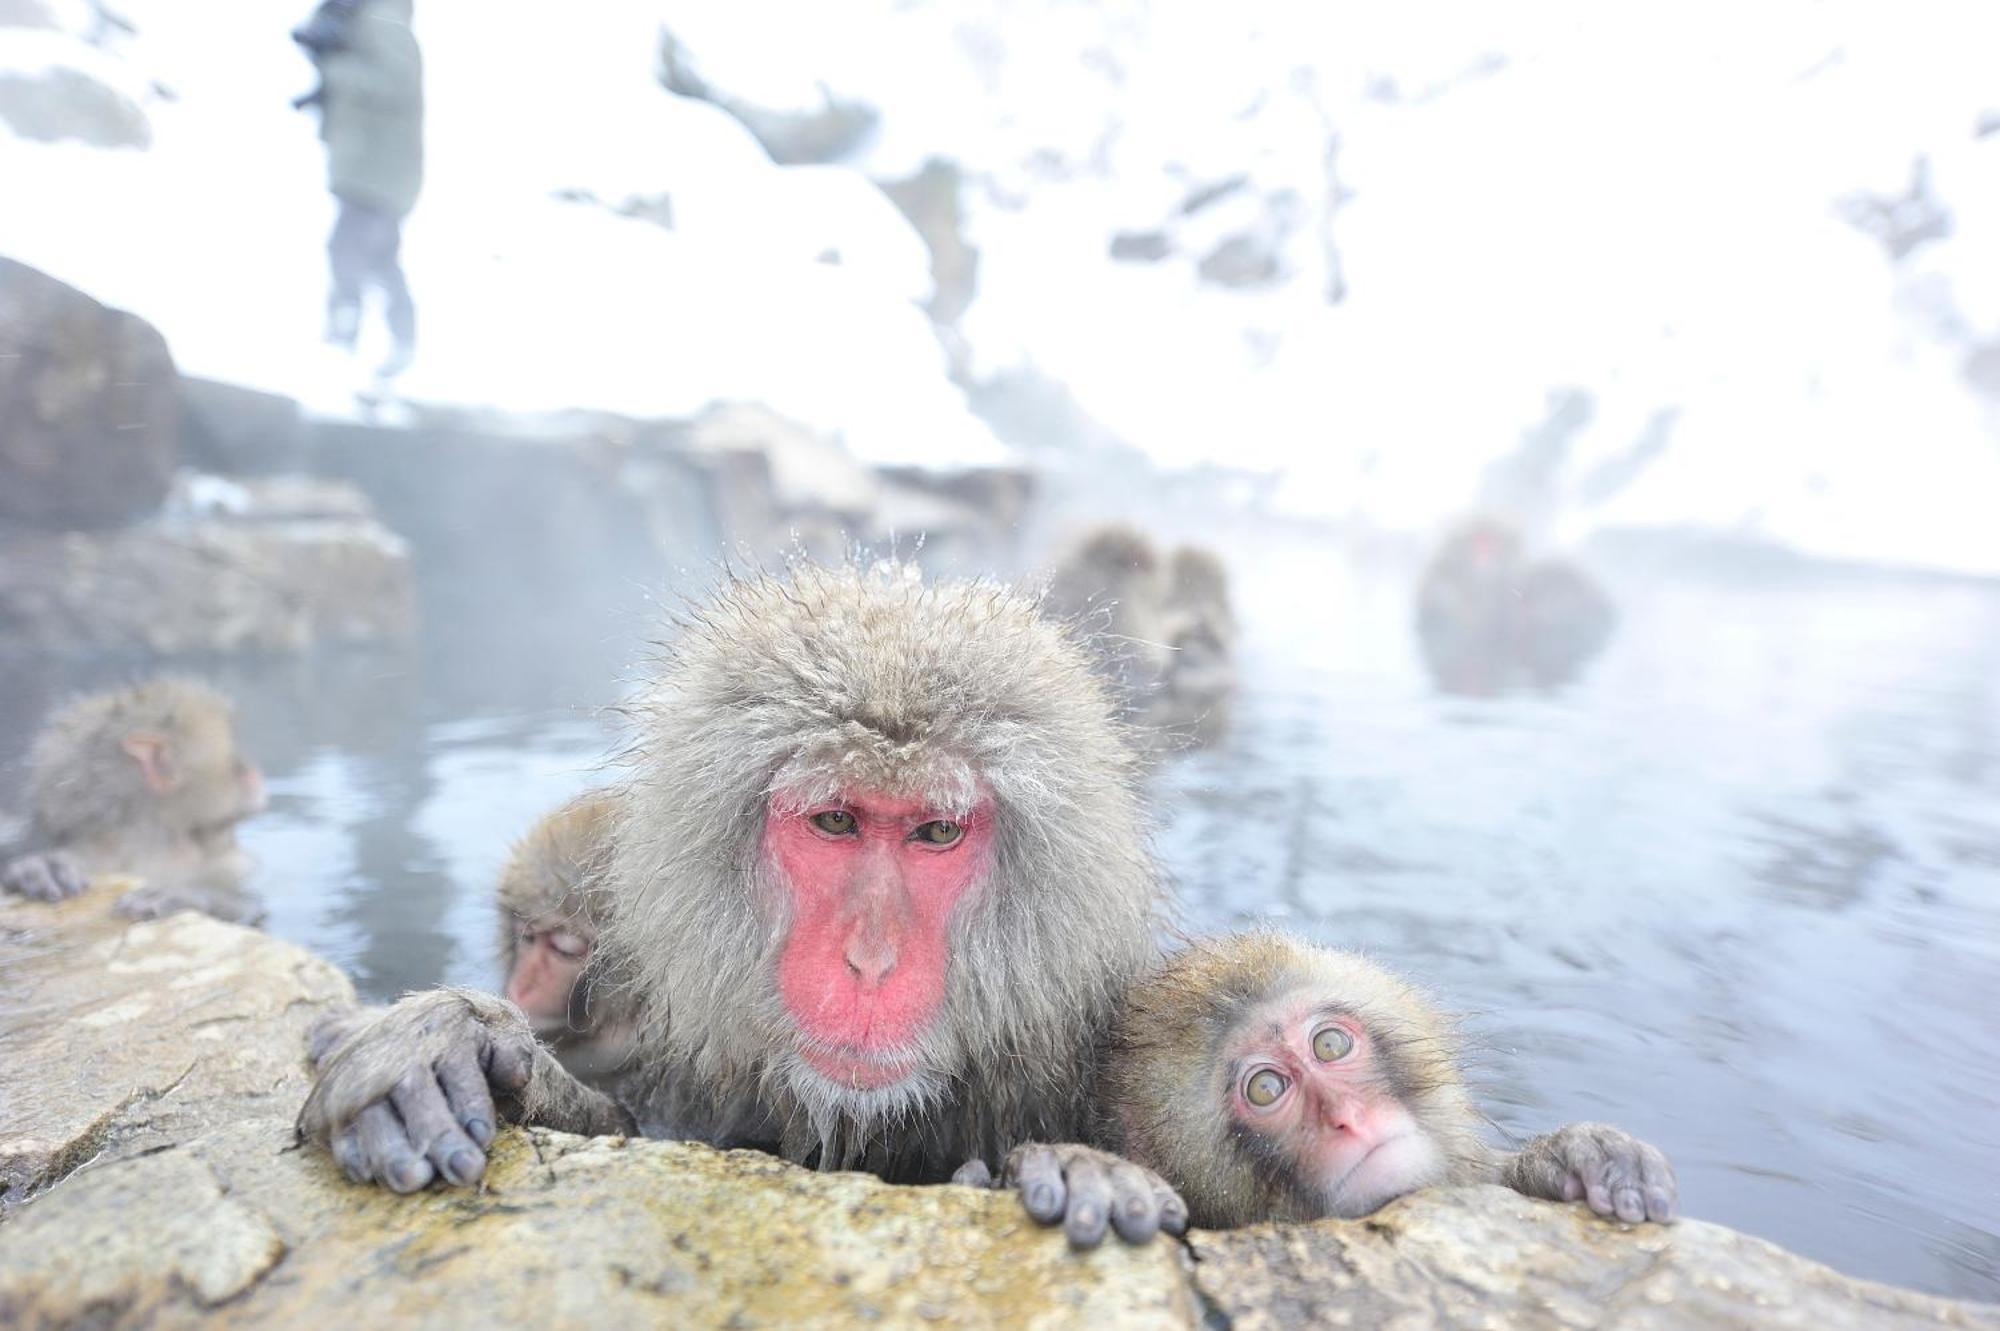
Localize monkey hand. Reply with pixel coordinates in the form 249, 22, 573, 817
977, 1143, 1188, 1250
1503, 1121, 1677, 1224
1, 851, 88, 902
296, 988, 541, 1194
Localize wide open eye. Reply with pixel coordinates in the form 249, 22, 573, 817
1312, 1025, 1355, 1062
913, 819, 963, 846
811, 809, 857, 835
1243, 1067, 1290, 1108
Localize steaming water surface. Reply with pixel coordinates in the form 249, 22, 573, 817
2, 538, 1994, 1301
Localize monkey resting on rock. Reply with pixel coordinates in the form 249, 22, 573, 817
298, 561, 1185, 1242
1, 679, 267, 923
974, 930, 1675, 1240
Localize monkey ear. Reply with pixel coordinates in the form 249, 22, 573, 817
121, 732, 177, 792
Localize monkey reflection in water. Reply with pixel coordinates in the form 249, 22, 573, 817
975, 931, 1675, 1239
1, 679, 268, 923
1416, 518, 1616, 696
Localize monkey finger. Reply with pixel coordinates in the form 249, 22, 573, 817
391, 1070, 486, 1187
1637, 1142, 1677, 1223
951, 1158, 994, 1189
481, 1025, 538, 1094
1154, 1181, 1189, 1237
1558, 1134, 1616, 1217
437, 1046, 500, 1149
354, 1100, 433, 1194
1106, 1162, 1161, 1244
330, 1125, 370, 1185
48, 854, 89, 898
1060, 1156, 1114, 1250
1006, 1145, 1069, 1226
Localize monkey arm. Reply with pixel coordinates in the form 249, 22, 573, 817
296, 988, 635, 1193
1491, 1121, 1677, 1224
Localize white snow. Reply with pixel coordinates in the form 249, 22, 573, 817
3, 0, 1998, 570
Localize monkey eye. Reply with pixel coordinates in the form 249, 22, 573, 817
1312, 1025, 1355, 1062
548, 930, 590, 961
1243, 1067, 1290, 1108
912, 819, 963, 846
811, 809, 858, 835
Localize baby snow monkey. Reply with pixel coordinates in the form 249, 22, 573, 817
996, 931, 1676, 1240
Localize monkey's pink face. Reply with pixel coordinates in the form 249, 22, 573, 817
765, 792, 993, 1091
504, 921, 592, 1034
1226, 993, 1446, 1218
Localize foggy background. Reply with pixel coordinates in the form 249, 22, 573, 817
1, 0, 1996, 1304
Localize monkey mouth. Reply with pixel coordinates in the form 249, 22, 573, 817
1322, 1132, 1443, 1217
797, 1044, 920, 1090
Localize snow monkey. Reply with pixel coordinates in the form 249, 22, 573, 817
1415, 517, 1615, 695
495, 789, 636, 1086
1, 679, 267, 923
297, 561, 1178, 1239
1042, 524, 1237, 749
1028, 931, 1676, 1232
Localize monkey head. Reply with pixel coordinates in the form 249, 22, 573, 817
604, 562, 1157, 1158
496, 792, 617, 1039
1107, 932, 1486, 1229
28, 678, 266, 847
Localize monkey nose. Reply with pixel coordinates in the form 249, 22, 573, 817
843, 936, 898, 986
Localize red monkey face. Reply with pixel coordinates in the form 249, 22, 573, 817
764, 790, 994, 1091
504, 921, 592, 1035
1224, 989, 1447, 1217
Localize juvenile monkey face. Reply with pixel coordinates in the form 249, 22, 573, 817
1225, 988, 1447, 1218
505, 918, 593, 1034
763, 789, 994, 1095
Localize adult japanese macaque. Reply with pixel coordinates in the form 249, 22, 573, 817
1048, 931, 1676, 1232
1415, 517, 1615, 696
298, 562, 1171, 1235
496, 789, 635, 1086
0, 679, 267, 923
1042, 525, 1237, 748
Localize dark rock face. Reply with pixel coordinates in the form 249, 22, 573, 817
0, 256, 178, 529
0, 513, 417, 656
179, 377, 308, 476
0, 66, 150, 148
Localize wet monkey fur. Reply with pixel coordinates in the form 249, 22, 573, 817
1070, 932, 1677, 1230
298, 561, 1177, 1237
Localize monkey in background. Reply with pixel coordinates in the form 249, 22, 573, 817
1042, 525, 1238, 749
495, 790, 636, 1088
1415, 517, 1616, 696
988, 931, 1675, 1239
298, 561, 1176, 1244
1, 679, 268, 924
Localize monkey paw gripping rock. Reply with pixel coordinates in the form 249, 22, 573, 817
2, 891, 1997, 1330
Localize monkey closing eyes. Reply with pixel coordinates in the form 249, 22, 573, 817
495, 790, 635, 1086
297, 561, 1175, 1231
989, 931, 1676, 1237
1, 679, 267, 923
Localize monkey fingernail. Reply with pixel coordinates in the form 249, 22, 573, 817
1613, 1189, 1645, 1223
1561, 1175, 1585, 1202
445, 1149, 483, 1185
1026, 1184, 1061, 1220
389, 1160, 432, 1193
1585, 1184, 1615, 1216
1647, 1189, 1677, 1222
464, 1118, 493, 1147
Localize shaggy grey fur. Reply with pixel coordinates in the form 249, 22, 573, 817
603, 560, 1163, 1181
296, 560, 1166, 1189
